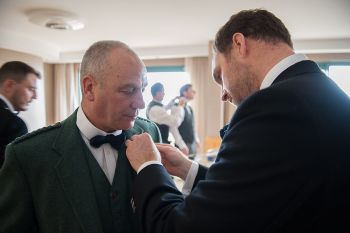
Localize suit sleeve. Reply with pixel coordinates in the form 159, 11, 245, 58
193, 164, 207, 188
5, 114, 28, 143
0, 145, 38, 233
132, 89, 321, 233
0, 113, 28, 167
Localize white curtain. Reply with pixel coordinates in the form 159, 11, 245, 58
185, 57, 210, 153
185, 42, 234, 153
53, 63, 80, 123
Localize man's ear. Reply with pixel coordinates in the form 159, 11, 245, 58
2, 79, 16, 94
81, 75, 95, 101
231, 33, 247, 57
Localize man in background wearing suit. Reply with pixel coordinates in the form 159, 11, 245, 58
125, 9, 350, 233
0, 61, 39, 167
0, 41, 161, 233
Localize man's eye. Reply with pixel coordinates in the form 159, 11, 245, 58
122, 88, 135, 94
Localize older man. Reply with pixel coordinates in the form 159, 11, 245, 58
0, 41, 161, 233
125, 9, 350, 233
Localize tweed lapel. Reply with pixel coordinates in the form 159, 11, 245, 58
125, 121, 144, 140
120, 121, 145, 159
53, 110, 103, 233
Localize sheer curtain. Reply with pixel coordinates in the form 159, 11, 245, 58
185, 57, 208, 153
185, 43, 236, 154
52, 63, 80, 123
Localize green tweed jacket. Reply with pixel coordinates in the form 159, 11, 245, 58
0, 110, 161, 233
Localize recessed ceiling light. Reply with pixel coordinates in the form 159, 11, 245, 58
26, 8, 84, 31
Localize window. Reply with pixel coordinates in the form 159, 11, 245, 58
328, 65, 350, 96
139, 67, 190, 118
318, 63, 350, 96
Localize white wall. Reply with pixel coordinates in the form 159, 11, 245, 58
0, 48, 46, 132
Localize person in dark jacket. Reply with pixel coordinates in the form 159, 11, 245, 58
0, 61, 40, 167
125, 9, 350, 233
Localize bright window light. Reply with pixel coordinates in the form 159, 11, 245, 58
329, 66, 350, 96
139, 71, 190, 118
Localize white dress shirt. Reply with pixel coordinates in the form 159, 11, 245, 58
76, 107, 122, 184
148, 100, 187, 149
0, 94, 16, 113
260, 53, 308, 89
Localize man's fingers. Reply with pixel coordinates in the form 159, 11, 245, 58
125, 139, 132, 147
155, 143, 173, 152
125, 135, 137, 146
155, 143, 173, 148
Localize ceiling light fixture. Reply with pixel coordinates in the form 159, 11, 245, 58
26, 8, 84, 31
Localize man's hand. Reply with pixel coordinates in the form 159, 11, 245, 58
156, 143, 192, 180
196, 141, 201, 152
178, 97, 187, 107
125, 133, 161, 172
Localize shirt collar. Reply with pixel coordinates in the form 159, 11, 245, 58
76, 107, 122, 140
0, 94, 16, 113
260, 54, 308, 90
152, 99, 162, 104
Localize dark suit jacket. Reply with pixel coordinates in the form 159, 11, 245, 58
0, 98, 27, 167
0, 110, 161, 233
133, 61, 350, 233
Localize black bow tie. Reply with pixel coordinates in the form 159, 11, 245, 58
219, 124, 229, 139
90, 132, 126, 150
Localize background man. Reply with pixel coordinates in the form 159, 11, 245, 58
173, 84, 199, 156
0, 61, 39, 167
0, 41, 161, 233
146, 82, 189, 154
125, 9, 350, 233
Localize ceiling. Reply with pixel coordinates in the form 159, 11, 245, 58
1, 0, 349, 63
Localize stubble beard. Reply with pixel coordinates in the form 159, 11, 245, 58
230, 63, 259, 106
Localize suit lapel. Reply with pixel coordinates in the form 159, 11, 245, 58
0, 98, 7, 109
53, 111, 103, 233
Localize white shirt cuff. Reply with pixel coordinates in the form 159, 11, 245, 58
137, 161, 163, 174
182, 161, 199, 196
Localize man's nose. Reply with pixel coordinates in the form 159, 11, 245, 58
32, 90, 37, 99
132, 92, 145, 109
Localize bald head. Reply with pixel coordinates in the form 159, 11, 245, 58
80, 40, 147, 131
80, 40, 142, 85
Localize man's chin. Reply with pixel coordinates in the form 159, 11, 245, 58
121, 120, 135, 130
16, 106, 27, 112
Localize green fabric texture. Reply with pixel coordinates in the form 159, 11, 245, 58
0, 110, 161, 233
83, 137, 138, 233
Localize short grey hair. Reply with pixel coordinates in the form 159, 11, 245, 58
80, 40, 137, 83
